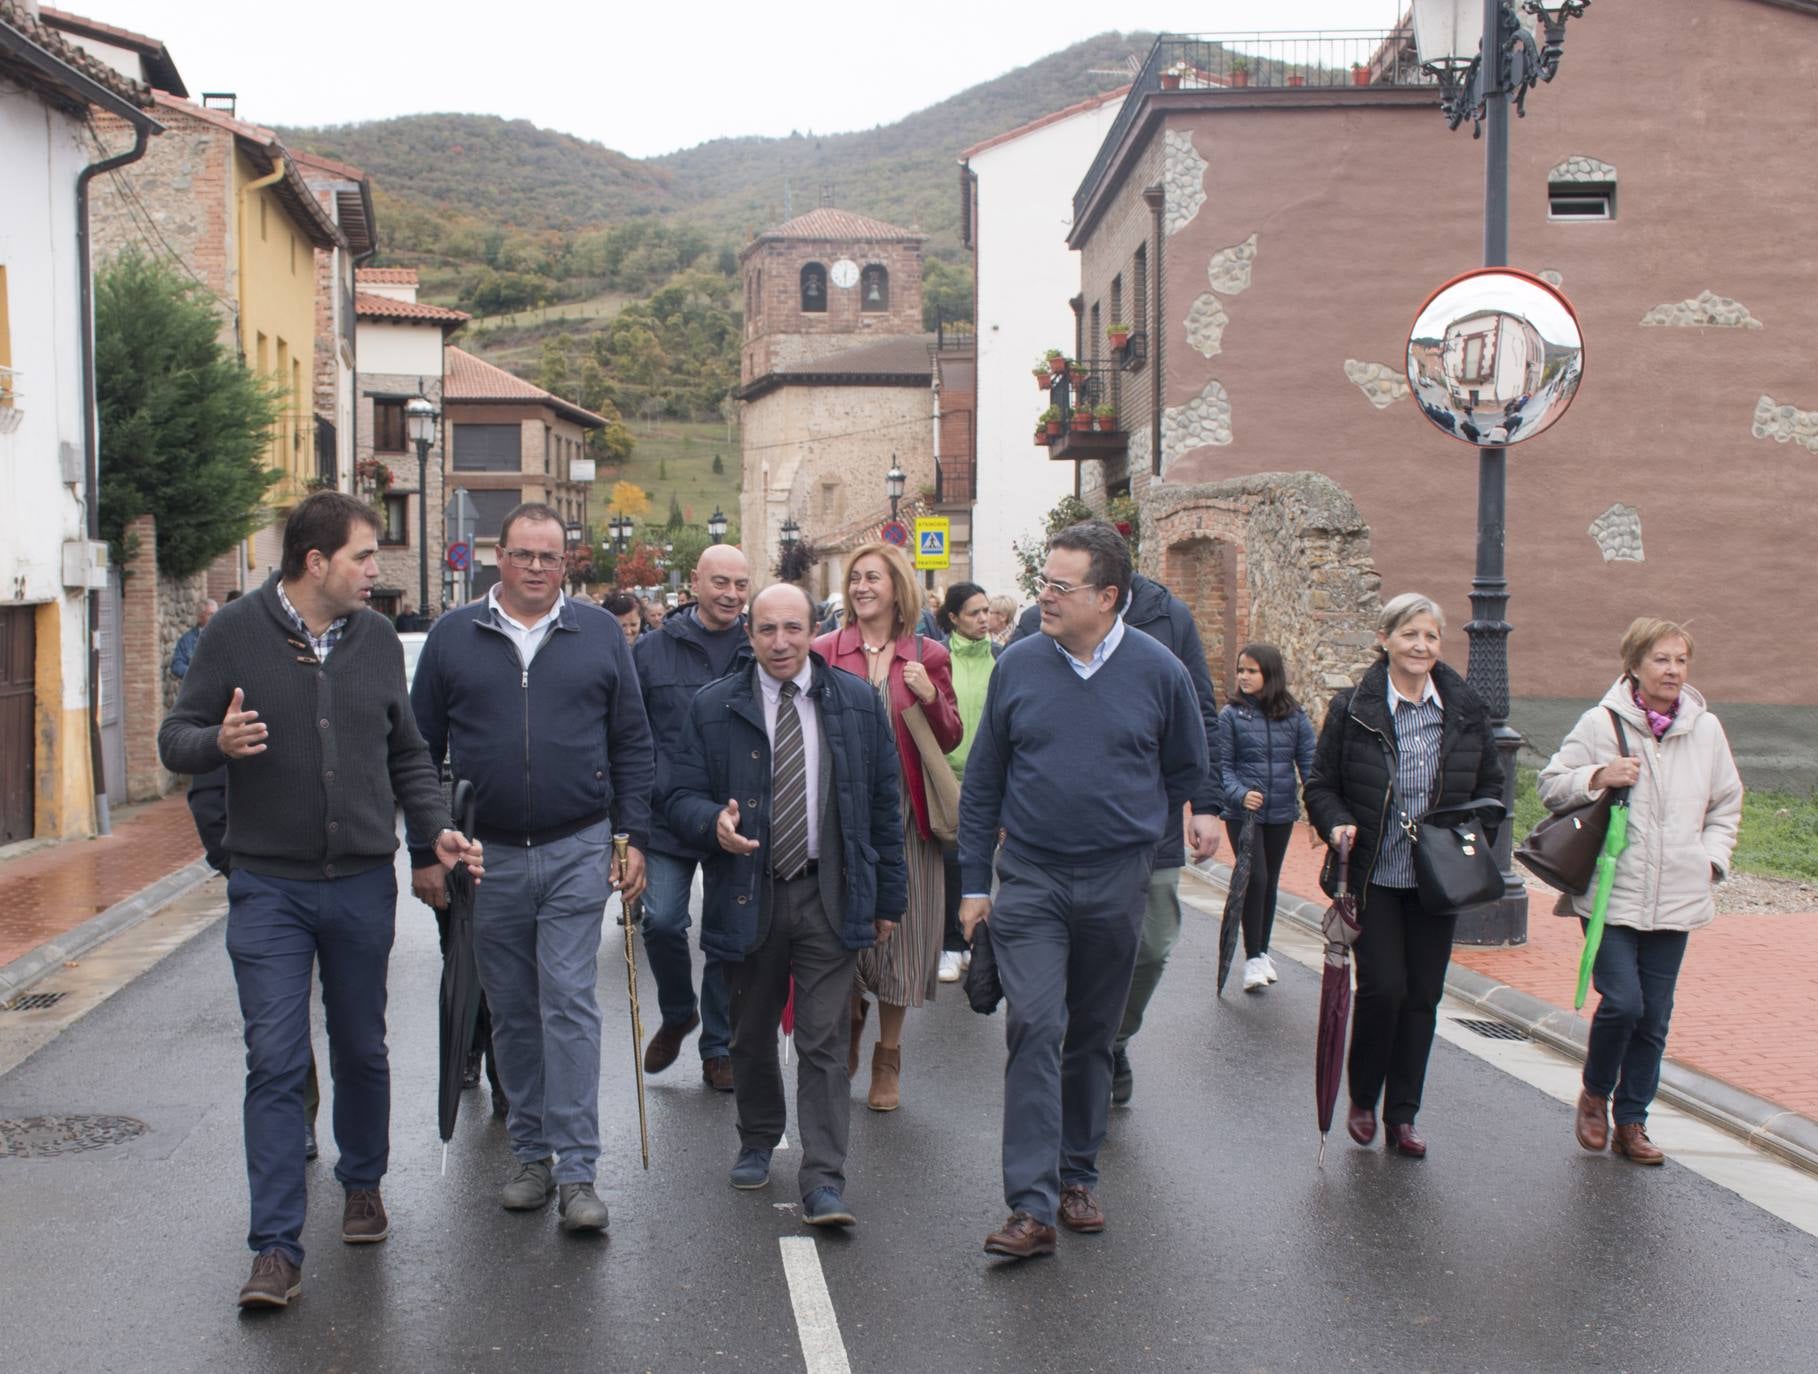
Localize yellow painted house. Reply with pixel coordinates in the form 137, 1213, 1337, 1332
90, 91, 346, 576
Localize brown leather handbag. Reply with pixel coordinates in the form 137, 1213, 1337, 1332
1515, 708, 1630, 896
899, 635, 960, 843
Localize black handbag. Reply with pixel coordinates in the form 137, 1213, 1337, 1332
1515, 709, 1630, 896
1392, 768, 1505, 914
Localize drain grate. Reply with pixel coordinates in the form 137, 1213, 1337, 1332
1, 992, 66, 1012
0, 1114, 150, 1158
1454, 1017, 1530, 1042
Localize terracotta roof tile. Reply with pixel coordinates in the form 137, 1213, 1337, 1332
38, 6, 185, 95
757, 207, 922, 243
294, 149, 369, 181
354, 291, 468, 326
356, 267, 418, 284
0, 1, 156, 110
444, 347, 606, 427
961, 86, 1129, 160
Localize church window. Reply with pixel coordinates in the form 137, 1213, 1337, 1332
860, 265, 889, 311
800, 263, 827, 313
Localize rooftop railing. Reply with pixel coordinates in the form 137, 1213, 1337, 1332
1074, 30, 1427, 224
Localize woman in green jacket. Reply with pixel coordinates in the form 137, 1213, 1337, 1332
937, 581, 999, 982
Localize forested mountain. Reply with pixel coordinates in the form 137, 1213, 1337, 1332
274, 31, 1152, 422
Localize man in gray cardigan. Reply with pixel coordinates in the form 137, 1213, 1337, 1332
159, 492, 483, 1312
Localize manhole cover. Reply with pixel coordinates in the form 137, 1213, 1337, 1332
1454, 1017, 1530, 1042
0, 1114, 150, 1158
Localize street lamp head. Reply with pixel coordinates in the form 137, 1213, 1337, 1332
1410, 0, 1479, 65
404, 395, 438, 447
707, 507, 728, 541
780, 516, 800, 548
885, 460, 905, 501
565, 522, 583, 545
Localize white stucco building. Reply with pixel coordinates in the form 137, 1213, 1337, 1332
0, 2, 159, 840
960, 88, 1126, 602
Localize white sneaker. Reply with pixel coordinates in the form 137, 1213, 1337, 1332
960, 950, 972, 972
1262, 952, 1279, 984
938, 951, 963, 983
1242, 956, 1269, 992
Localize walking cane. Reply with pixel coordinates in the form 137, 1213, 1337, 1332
614, 833, 652, 1169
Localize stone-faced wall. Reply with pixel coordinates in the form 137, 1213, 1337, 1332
360, 370, 446, 612
159, 571, 210, 712
1146, 473, 1380, 723
120, 514, 174, 801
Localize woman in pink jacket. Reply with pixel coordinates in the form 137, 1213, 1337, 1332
1539, 617, 1742, 1166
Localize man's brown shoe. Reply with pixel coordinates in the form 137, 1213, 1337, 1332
237, 1250, 301, 1309
703, 1055, 735, 1092
341, 1187, 389, 1243
1058, 1185, 1105, 1234
983, 1211, 1057, 1259
1575, 1090, 1610, 1152
867, 1044, 901, 1112
1612, 1122, 1666, 1166
644, 1011, 700, 1074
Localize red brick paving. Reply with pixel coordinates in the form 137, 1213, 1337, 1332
0, 797, 202, 968
1269, 823, 1818, 1121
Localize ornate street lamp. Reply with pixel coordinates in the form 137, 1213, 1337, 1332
404, 394, 438, 617
707, 507, 729, 542
885, 459, 905, 525
1410, 0, 1593, 947
779, 516, 800, 549
610, 512, 631, 553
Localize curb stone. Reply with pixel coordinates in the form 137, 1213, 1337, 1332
0, 858, 217, 1003
1184, 863, 1818, 1178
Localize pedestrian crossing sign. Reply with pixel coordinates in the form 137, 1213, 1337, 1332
913, 517, 950, 571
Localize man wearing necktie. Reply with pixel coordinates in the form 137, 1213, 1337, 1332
665, 582, 906, 1225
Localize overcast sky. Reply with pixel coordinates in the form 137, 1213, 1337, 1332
114, 0, 1410, 158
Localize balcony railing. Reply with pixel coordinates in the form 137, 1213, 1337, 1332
1074, 29, 1427, 224
1036, 360, 1127, 460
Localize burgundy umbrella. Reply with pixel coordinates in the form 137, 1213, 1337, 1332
1215, 815, 1256, 997
1315, 835, 1362, 1165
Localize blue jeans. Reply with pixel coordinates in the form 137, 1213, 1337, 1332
473, 821, 612, 1184
1583, 924, 1689, 1126
640, 849, 730, 1060
225, 864, 397, 1265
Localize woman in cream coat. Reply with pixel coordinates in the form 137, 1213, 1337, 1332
1539, 617, 1742, 1166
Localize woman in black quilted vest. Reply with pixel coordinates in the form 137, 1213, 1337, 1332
1304, 593, 1501, 1159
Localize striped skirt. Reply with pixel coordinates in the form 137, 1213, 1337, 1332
854, 777, 944, 1007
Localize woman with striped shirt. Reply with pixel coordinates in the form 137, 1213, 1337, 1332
1304, 594, 1501, 1158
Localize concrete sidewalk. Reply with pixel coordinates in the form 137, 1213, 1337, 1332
0, 796, 211, 1001
1189, 822, 1818, 1175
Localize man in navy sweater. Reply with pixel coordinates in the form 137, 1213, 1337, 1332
409, 502, 654, 1235
959, 521, 1216, 1259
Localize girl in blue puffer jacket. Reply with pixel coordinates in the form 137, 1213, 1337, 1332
1216, 644, 1317, 993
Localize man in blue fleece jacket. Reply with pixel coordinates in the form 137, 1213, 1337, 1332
958, 521, 1216, 1260
409, 503, 654, 1235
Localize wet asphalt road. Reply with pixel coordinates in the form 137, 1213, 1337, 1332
2, 847, 1815, 1373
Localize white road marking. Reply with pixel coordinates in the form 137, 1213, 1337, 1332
1183, 874, 1818, 1239
778, 1235, 852, 1374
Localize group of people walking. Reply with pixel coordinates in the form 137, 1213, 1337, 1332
162, 489, 1742, 1310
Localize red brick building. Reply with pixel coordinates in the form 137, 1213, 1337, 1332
1057, 4, 1817, 781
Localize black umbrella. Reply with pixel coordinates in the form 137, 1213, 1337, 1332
437, 780, 482, 1172
964, 921, 1003, 1015
1215, 815, 1256, 996
1315, 835, 1362, 1165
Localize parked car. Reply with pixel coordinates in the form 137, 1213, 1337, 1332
399, 631, 428, 691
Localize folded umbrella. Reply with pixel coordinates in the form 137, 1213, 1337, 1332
1575, 795, 1631, 1011
964, 921, 1003, 1015
1215, 815, 1256, 997
1315, 835, 1362, 1165
437, 780, 482, 1174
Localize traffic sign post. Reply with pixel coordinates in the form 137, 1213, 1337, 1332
913, 517, 950, 572
445, 541, 471, 572
880, 520, 909, 548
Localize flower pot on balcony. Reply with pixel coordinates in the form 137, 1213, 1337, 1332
1096, 415, 1116, 432
1107, 328, 1130, 349
1351, 64, 1371, 86
1286, 74, 1306, 87
1036, 370, 1053, 391
1070, 411, 1093, 433
1046, 353, 1068, 375
1228, 70, 1250, 88
1034, 429, 1048, 447
1045, 421, 1063, 438
1160, 73, 1181, 91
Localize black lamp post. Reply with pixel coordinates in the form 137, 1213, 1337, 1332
610, 513, 631, 554
1413, 0, 1591, 946
885, 459, 905, 525
708, 507, 728, 542
780, 517, 800, 551
404, 394, 438, 617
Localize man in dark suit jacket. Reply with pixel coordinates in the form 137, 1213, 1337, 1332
666, 582, 906, 1227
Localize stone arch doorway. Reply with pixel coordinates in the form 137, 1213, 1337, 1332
1143, 474, 1382, 720
1163, 535, 1244, 701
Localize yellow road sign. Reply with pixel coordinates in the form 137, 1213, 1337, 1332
913, 517, 950, 571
